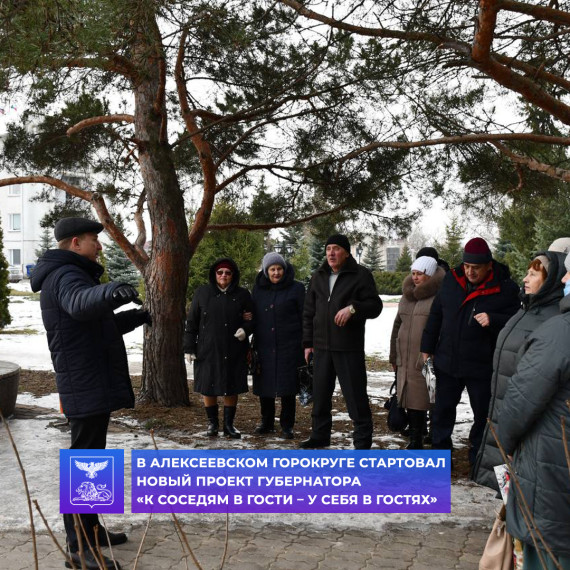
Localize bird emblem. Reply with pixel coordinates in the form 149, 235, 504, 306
74, 460, 108, 479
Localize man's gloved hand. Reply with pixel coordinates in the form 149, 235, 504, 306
234, 328, 246, 341
136, 309, 152, 326
185, 354, 196, 364
112, 284, 141, 306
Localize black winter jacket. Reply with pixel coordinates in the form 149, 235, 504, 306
303, 256, 382, 351
498, 294, 570, 557
420, 260, 520, 379
252, 263, 305, 397
184, 258, 254, 396
473, 250, 566, 490
30, 249, 145, 419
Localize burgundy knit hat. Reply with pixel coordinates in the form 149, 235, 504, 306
463, 238, 492, 264
215, 261, 233, 273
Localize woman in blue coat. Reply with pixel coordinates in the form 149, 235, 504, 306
252, 252, 305, 439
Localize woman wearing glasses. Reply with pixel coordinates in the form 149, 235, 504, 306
184, 258, 254, 438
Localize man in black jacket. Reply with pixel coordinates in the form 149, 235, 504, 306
31, 217, 151, 570
301, 234, 382, 450
420, 237, 519, 466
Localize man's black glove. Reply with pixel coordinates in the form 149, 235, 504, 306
112, 284, 141, 306
138, 309, 152, 326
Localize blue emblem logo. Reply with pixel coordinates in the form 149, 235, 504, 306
60, 450, 124, 514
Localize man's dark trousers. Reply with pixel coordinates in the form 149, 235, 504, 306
311, 349, 373, 448
63, 413, 111, 553
431, 369, 492, 465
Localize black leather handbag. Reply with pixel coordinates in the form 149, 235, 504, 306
384, 376, 408, 432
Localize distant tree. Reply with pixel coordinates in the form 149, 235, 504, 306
395, 244, 413, 272
362, 238, 382, 271
34, 227, 55, 260
283, 226, 311, 284
406, 228, 430, 258
0, 217, 12, 329
105, 240, 140, 287
439, 217, 464, 268
309, 235, 326, 272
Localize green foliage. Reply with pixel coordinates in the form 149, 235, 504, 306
438, 217, 464, 268
281, 226, 311, 284
0, 216, 12, 329
395, 244, 413, 272
187, 201, 264, 300
98, 249, 110, 284
362, 238, 382, 271
497, 192, 570, 282
34, 227, 55, 260
105, 240, 140, 287
373, 271, 408, 295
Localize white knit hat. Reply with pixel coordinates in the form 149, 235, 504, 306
411, 256, 437, 277
549, 237, 570, 254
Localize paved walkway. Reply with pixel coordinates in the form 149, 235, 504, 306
2, 519, 491, 570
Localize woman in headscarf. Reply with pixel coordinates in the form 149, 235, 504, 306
389, 255, 446, 449
473, 248, 566, 489
497, 251, 570, 569
184, 258, 254, 439
251, 252, 305, 439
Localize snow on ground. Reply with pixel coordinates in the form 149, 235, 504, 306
1, 287, 491, 533
1, 414, 495, 534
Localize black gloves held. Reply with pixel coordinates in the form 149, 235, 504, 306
137, 309, 152, 326
112, 284, 141, 306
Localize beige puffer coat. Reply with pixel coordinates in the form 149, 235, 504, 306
389, 267, 445, 410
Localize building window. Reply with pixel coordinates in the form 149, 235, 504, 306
9, 213, 21, 231
8, 184, 22, 196
9, 249, 21, 266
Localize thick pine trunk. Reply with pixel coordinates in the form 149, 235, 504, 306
133, 20, 191, 407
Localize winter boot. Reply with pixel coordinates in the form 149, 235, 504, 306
406, 409, 426, 450
223, 406, 241, 439
254, 397, 275, 434
205, 405, 219, 437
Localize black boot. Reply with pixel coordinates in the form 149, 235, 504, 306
205, 405, 219, 436
223, 406, 241, 439
406, 409, 426, 450
254, 397, 275, 434
279, 395, 296, 439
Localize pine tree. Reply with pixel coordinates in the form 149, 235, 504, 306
309, 235, 326, 272
439, 217, 464, 268
35, 227, 55, 260
396, 244, 413, 272
283, 226, 311, 284
0, 216, 12, 329
362, 238, 382, 271
105, 240, 140, 286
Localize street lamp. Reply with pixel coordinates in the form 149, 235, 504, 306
356, 242, 363, 263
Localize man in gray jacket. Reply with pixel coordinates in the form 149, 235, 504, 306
498, 253, 570, 567
301, 234, 382, 450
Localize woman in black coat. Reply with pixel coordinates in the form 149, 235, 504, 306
184, 258, 254, 438
252, 252, 305, 439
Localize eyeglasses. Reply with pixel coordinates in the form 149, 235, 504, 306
216, 270, 233, 276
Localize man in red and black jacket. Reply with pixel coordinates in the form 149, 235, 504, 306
420, 238, 519, 466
